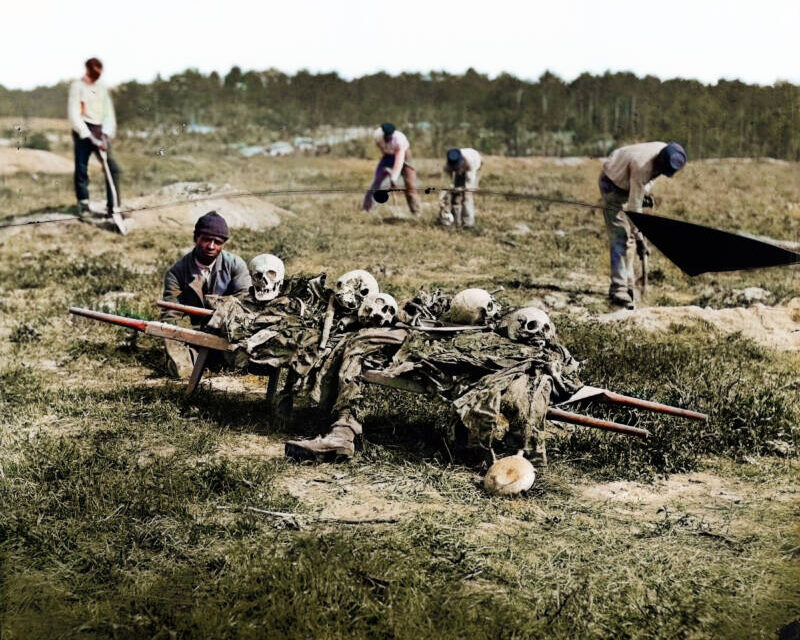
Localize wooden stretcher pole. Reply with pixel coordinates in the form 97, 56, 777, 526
545, 407, 649, 439
156, 300, 214, 317
69, 307, 232, 351
600, 390, 707, 421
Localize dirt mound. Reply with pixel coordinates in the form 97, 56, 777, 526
123, 182, 292, 232
0, 148, 73, 175
599, 299, 800, 352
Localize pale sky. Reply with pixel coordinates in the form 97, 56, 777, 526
3, 0, 799, 89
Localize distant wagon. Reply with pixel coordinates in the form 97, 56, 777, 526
268, 141, 294, 157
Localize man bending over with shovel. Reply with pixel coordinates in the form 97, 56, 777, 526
68, 57, 125, 233
362, 122, 422, 215
599, 141, 686, 309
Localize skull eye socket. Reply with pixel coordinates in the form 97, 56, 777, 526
360, 287, 371, 296
526, 320, 539, 331
364, 306, 373, 314
266, 270, 278, 279
336, 280, 344, 290
385, 306, 395, 315
486, 301, 494, 312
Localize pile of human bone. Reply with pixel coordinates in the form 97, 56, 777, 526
70, 253, 707, 467
204, 258, 581, 459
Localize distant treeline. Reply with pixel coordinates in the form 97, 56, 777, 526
2, 67, 799, 158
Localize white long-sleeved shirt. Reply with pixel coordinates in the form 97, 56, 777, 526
373, 128, 410, 183
602, 141, 667, 212
443, 148, 482, 189
68, 78, 116, 139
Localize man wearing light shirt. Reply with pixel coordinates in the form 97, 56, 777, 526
67, 57, 121, 216
599, 141, 687, 308
441, 147, 482, 227
362, 122, 421, 214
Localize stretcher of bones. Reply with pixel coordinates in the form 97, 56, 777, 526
68, 303, 706, 444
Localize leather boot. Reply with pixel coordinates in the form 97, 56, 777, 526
285, 415, 362, 461
164, 339, 195, 379
610, 289, 635, 310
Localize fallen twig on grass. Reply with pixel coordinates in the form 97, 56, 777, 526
216, 504, 399, 526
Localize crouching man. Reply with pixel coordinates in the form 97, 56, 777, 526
440, 147, 482, 228
161, 211, 251, 377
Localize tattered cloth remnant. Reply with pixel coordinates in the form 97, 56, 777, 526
379, 330, 582, 451
205, 278, 582, 454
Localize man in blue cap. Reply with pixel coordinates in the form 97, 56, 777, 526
441, 147, 482, 228
362, 122, 421, 214
160, 211, 251, 377
599, 141, 687, 308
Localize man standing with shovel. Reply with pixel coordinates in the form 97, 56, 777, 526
68, 57, 126, 234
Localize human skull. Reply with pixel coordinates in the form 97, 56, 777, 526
358, 292, 399, 327
334, 269, 379, 311
500, 307, 555, 344
248, 253, 285, 302
448, 288, 501, 325
484, 450, 536, 496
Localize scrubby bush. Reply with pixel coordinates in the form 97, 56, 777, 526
22, 131, 50, 151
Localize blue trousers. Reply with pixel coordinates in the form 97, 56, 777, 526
362, 154, 421, 213
599, 177, 636, 295
72, 131, 121, 210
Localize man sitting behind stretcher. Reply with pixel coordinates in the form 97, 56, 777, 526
160, 211, 251, 377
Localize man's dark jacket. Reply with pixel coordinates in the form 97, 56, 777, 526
161, 249, 251, 322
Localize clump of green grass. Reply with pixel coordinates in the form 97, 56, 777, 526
9, 321, 41, 343
0, 251, 146, 297
2, 431, 794, 639
554, 318, 800, 479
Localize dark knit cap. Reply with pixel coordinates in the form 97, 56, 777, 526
380, 122, 396, 137
194, 211, 229, 239
446, 148, 462, 167
658, 142, 687, 177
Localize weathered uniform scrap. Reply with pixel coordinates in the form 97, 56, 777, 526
207, 281, 582, 458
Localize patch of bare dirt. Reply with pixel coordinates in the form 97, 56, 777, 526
578, 469, 797, 539
581, 471, 744, 508
599, 299, 800, 352
0, 117, 71, 133
137, 445, 178, 467
280, 472, 412, 522
123, 182, 292, 232
0, 148, 73, 175
217, 433, 284, 460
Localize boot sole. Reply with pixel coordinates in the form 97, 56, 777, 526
284, 442, 353, 462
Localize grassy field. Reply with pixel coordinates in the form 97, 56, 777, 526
1, 131, 799, 639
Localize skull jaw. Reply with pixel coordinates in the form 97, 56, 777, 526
518, 335, 547, 347
367, 314, 394, 328
336, 294, 359, 311
514, 328, 553, 346
253, 284, 280, 302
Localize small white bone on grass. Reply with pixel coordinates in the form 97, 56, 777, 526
483, 450, 536, 496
